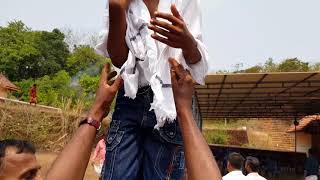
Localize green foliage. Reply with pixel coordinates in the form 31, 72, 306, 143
0, 21, 69, 81
235, 57, 311, 73
66, 45, 108, 76
310, 63, 320, 71
236, 65, 263, 73
0, 20, 114, 109
203, 130, 229, 144
15, 70, 76, 107
263, 58, 278, 72
278, 58, 309, 72
79, 74, 100, 94
78, 74, 100, 107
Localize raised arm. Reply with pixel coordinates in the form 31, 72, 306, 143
169, 58, 221, 180
45, 65, 122, 180
107, 0, 131, 68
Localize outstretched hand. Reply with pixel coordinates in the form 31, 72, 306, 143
169, 58, 195, 114
88, 64, 123, 121
148, 4, 197, 52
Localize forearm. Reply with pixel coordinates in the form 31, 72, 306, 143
45, 125, 96, 180
177, 108, 221, 180
108, 0, 129, 68
182, 36, 201, 65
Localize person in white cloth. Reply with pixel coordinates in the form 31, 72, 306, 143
96, 0, 208, 179
223, 152, 246, 180
244, 156, 266, 180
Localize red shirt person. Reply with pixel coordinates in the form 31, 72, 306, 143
29, 84, 37, 105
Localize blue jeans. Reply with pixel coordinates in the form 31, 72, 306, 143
102, 86, 185, 180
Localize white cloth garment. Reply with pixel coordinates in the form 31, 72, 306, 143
306, 175, 318, 180
246, 172, 267, 180
96, 0, 208, 129
223, 170, 246, 180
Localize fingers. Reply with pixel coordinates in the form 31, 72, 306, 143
170, 67, 178, 86
150, 18, 180, 35
148, 24, 177, 41
151, 34, 178, 47
170, 4, 183, 21
100, 64, 110, 85
107, 80, 115, 86
168, 58, 186, 79
107, 71, 117, 81
154, 11, 182, 25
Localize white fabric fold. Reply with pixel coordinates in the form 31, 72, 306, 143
96, 0, 209, 129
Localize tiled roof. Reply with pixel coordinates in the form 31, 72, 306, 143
0, 74, 19, 91
287, 115, 320, 133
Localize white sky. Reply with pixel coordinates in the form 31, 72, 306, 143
1, 0, 320, 72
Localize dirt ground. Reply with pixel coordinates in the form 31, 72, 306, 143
36, 152, 99, 180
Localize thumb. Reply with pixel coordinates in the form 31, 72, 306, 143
171, 4, 183, 20
111, 76, 123, 90
170, 68, 178, 87
100, 64, 110, 85
169, 58, 185, 80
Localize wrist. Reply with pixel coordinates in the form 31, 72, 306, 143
182, 37, 197, 53
176, 106, 192, 119
88, 103, 109, 122
182, 37, 200, 64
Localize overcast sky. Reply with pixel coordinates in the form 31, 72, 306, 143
1, 0, 320, 72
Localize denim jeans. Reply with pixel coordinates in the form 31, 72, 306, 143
102, 86, 185, 180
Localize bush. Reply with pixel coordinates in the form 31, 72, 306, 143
203, 130, 229, 144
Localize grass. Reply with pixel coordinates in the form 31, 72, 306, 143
0, 100, 85, 152
202, 129, 229, 144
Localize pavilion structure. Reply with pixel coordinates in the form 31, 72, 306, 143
194, 72, 320, 124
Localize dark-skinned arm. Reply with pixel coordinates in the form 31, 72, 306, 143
45, 65, 122, 180
107, 0, 131, 68
169, 58, 221, 180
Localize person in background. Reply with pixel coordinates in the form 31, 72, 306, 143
91, 117, 110, 177
245, 156, 266, 180
0, 139, 42, 180
223, 152, 246, 180
45, 59, 221, 180
29, 84, 37, 105
305, 148, 319, 180
90, 136, 106, 176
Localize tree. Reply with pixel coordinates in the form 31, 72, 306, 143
66, 45, 109, 76
263, 58, 278, 72
310, 63, 320, 71
0, 21, 38, 81
33, 29, 70, 78
233, 57, 311, 73
278, 58, 309, 72
15, 70, 75, 107
0, 21, 69, 81
238, 65, 263, 73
